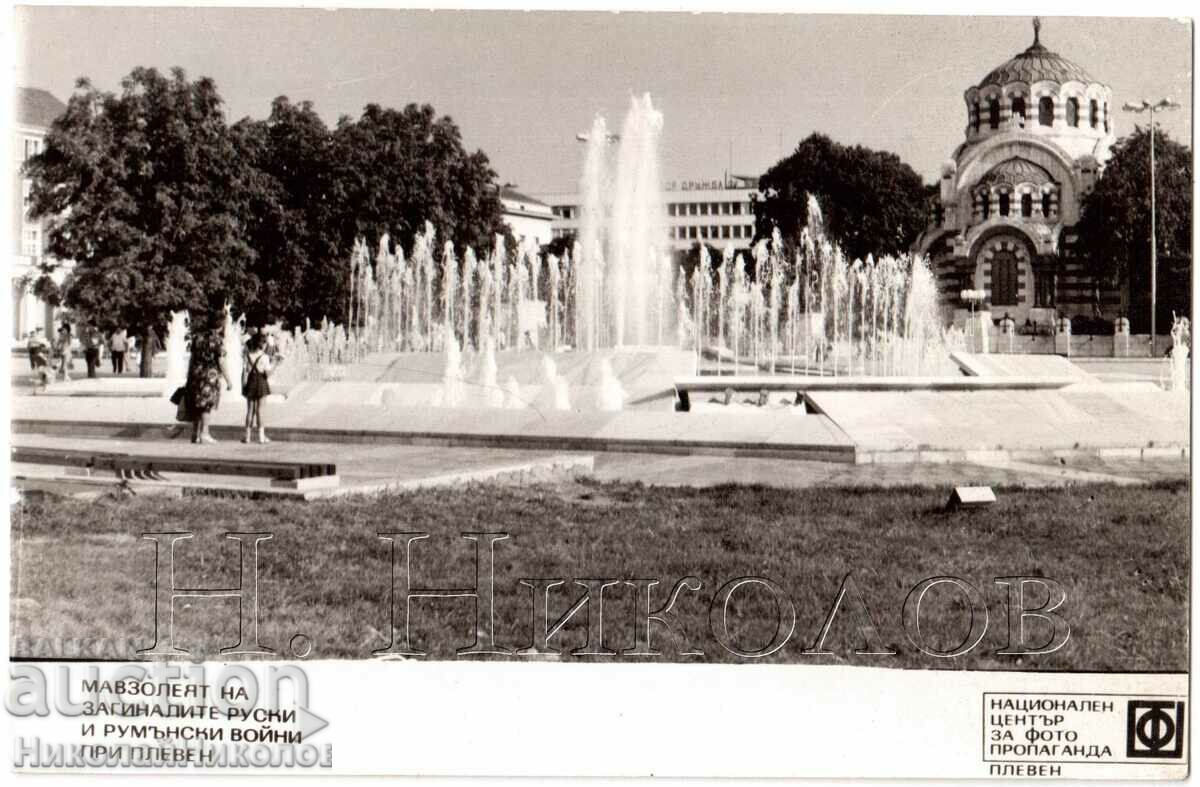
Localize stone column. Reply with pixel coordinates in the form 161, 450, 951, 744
1113, 316, 1131, 358
973, 310, 992, 355
1055, 316, 1072, 357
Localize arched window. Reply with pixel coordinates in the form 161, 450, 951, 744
999, 192, 1011, 217
1101, 101, 1108, 132
1038, 97, 1054, 126
979, 192, 991, 220
1021, 193, 1033, 218
1041, 192, 1052, 217
1066, 98, 1079, 127
988, 98, 1000, 129
1011, 96, 1026, 126
971, 101, 980, 132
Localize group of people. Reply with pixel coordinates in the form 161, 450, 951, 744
24, 323, 141, 384
179, 326, 277, 445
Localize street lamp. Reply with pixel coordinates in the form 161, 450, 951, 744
575, 132, 620, 143
1122, 97, 1180, 356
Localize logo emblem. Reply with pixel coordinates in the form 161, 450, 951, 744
1127, 700, 1185, 759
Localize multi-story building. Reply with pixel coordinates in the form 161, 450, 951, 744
499, 186, 555, 247
915, 19, 1119, 325
538, 174, 760, 253
12, 86, 68, 340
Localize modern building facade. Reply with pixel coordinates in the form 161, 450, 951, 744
538, 175, 760, 253
500, 187, 555, 247
12, 86, 68, 341
916, 19, 1118, 326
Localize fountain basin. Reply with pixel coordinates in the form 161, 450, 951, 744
672, 374, 1080, 411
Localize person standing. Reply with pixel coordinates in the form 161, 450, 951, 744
27, 328, 49, 383
54, 321, 73, 381
82, 324, 103, 378
109, 328, 127, 374
185, 326, 232, 444
241, 333, 273, 444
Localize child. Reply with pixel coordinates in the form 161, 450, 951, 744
241, 333, 272, 443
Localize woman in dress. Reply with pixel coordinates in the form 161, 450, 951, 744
241, 332, 272, 443
185, 325, 232, 444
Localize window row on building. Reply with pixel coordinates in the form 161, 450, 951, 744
550, 223, 757, 243
671, 224, 755, 241
20, 137, 44, 257
551, 201, 751, 221
972, 187, 1060, 222
970, 95, 1109, 133
666, 201, 748, 217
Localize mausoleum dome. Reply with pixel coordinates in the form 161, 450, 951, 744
977, 32, 1095, 89
960, 18, 1114, 161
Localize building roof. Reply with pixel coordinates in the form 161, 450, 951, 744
500, 187, 549, 208
17, 87, 67, 129
978, 157, 1056, 188
977, 19, 1097, 88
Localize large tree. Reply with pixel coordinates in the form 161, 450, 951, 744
1075, 126, 1192, 330
753, 133, 931, 261
330, 103, 508, 260
24, 67, 260, 375
231, 97, 345, 326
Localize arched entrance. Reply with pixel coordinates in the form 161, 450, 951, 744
970, 232, 1037, 319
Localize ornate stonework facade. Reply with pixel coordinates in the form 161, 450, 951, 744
917, 18, 1119, 325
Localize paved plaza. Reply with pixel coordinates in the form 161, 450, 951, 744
10, 430, 1186, 502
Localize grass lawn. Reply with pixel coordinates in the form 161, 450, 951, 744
9, 478, 1189, 670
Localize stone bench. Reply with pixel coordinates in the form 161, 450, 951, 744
11, 446, 338, 490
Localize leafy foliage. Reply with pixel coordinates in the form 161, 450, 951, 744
231, 97, 344, 326
1076, 126, 1192, 287
754, 133, 931, 260
330, 103, 510, 265
25, 70, 511, 334
25, 67, 261, 349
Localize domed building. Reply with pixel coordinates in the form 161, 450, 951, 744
917, 18, 1118, 326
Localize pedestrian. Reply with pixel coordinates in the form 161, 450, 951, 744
241, 333, 273, 444
54, 321, 73, 381
185, 326, 232, 444
26, 328, 47, 373
109, 328, 127, 374
82, 323, 103, 378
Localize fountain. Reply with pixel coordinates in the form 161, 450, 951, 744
504, 376, 525, 409
576, 94, 673, 349
596, 357, 627, 411
162, 310, 189, 398
1165, 314, 1190, 393
540, 355, 571, 411
478, 339, 504, 408
435, 334, 466, 407
222, 304, 244, 392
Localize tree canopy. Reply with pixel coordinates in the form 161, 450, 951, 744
1076, 125, 1192, 291
25, 67, 261, 361
231, 96, 343, 326
753, 133, 931, 260
25, 68, 511, 339
330, 103, 509, 262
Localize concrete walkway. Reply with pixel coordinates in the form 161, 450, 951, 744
11, 434, 592, 499
588, 451, 1184, 488
11, 433, 1185, 497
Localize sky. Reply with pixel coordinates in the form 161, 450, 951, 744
12, 8, 1194, 195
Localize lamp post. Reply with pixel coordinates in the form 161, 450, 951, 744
1122, 98, 1180, 356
